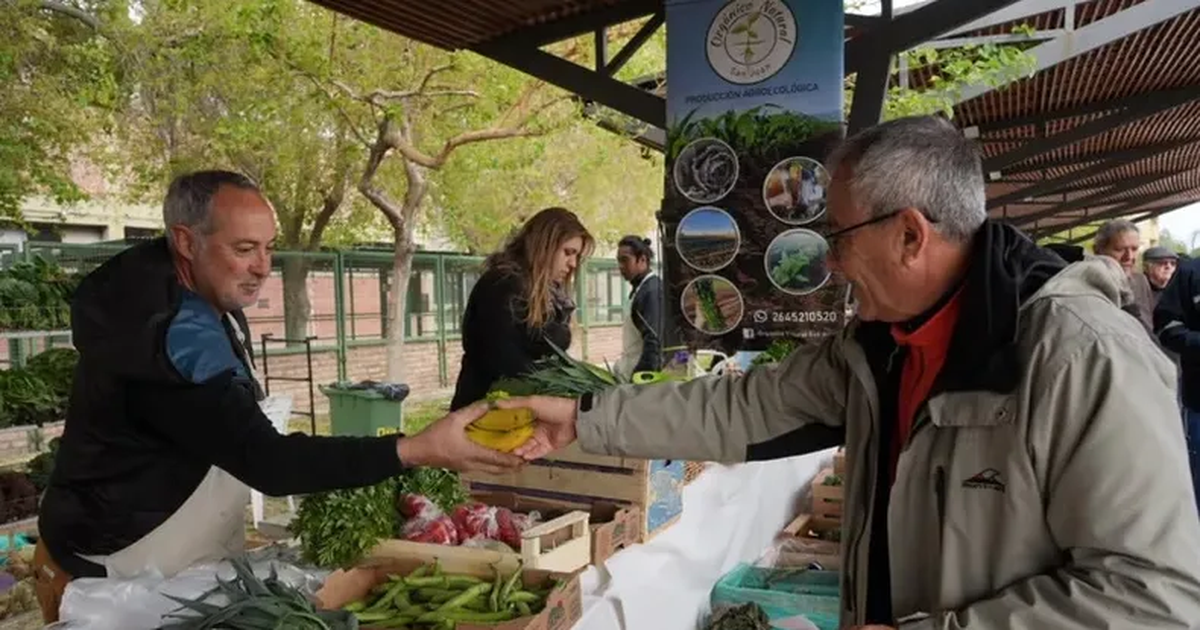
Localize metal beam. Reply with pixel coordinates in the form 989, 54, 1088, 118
1013, 169, 1194, 227
1000, 133, 1200, 176
1034, 193, 1197, 239
981, 86, 1200, 174
943, 0, 1076, 37
488, 0, 659, 49
848, 52, 893, 134
987, 136, 1200, 208
474, 44, 665, 128
955, 0, 1197, 105
846, 0, 1026, 75
972, 84, 1200, 137
1061, 204, 1184, 245
925, 30, 1063, 49
604, 12, 663, 76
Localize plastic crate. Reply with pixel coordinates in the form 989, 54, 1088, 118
320, 386, 404, 437
711, 563, 841, 630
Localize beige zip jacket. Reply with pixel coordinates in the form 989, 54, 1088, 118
576, 256, 1200, 628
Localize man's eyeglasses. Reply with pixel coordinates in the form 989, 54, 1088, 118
825, 208, 936, 256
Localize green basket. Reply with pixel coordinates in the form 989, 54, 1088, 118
711, 564, 841, 630
320, 386, 404, 437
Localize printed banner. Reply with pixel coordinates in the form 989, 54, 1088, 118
661, 0, 847, 362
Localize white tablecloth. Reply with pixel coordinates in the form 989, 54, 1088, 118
573, 450, 834, 630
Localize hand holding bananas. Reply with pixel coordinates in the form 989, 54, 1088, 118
397, 402, 525, 474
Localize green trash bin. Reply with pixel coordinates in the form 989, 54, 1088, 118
320, 382, 407, 437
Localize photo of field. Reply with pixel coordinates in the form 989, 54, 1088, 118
681, 275, 744, 335
676, 207, 741, 272
765, 229, 831, 295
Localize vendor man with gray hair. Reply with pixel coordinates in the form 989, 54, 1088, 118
502, 116, 1200, 628
34, 171, 523, 622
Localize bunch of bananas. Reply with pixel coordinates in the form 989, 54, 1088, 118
464, 392, 536, 453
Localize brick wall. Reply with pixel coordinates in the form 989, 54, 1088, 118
261, 324, 627, 418
0, 421, 64, 461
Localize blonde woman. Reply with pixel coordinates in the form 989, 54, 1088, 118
451, 208, 594, 410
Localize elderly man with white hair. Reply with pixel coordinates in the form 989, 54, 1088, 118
502, 116, 1200, 629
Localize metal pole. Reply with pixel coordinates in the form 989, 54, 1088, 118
305, 336, 316, 435
333, 252, 348, 382
435, 254, 448, 387
260, 334, 272, 397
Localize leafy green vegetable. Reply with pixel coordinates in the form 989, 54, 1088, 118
0, 348, 78, 428
291, 468, 468, 569
695, 278, 726, 332
0, 257, 81, 331
770, 250, 813, 288
26, 436, 60, 493
157, 555, 358, 629
749, 339, 797, 367
291, 478, 401, 569
704, 603, 772, 630
396, 467, 469, 513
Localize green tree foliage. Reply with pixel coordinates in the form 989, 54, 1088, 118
0, 0, 124, 221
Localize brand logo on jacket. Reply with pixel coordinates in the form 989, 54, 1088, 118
962, 468, 1006, 493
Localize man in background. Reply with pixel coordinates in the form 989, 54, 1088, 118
1144, 245, 1180, 295
614, 235, 663, 377
1094, 219, 1156, 333
1155, 254, 1200, 512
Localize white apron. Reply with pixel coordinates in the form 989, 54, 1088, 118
616, 272, 657, 379
78, 313, 260, 579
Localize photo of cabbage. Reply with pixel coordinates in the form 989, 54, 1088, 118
680, 275, 744, 335
764, 229, 832, 295
673, 137, 739, 204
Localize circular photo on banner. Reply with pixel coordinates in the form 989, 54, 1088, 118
762, 156, 830, 225
676, 206, 741, 272
681, 275, 744, 336
673, 137, 739, 204
764, 229, 832, 296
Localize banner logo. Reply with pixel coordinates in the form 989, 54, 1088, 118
707, 0, 798, 85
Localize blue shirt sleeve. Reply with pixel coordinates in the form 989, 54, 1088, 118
166, 292, 248, 384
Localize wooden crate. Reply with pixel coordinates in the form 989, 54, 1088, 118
470, 490, 642, 567
833, 448, 845, 475
318, 552, 584, 630
463, 443, 686, 543
368, 507, 591, 574
812, 467, 843, 518
776, 513, 842, 570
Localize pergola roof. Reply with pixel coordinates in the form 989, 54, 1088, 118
305, 0, 1200, 241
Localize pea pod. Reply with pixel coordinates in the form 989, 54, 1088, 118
436, 582, 492, 612
515, 601, 533, 617
488, 565, 503, 612
507, 590, 540, 604
499, 561, 523, 605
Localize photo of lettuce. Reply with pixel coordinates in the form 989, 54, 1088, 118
673, 137, 739, 204
765, 229, 831, 295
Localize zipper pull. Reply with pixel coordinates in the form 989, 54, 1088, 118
886, 346, 901, 373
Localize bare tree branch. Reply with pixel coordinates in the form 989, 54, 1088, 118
37, 0, 100, 30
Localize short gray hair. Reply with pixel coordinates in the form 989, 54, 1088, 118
1093, 219, 1139, 253
826, 115, 986, 243
163, 170, 260, 247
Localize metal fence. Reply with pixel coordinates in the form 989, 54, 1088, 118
1, 241, 634, 382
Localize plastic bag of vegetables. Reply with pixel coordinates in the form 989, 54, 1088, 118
51, 556, 333, 630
